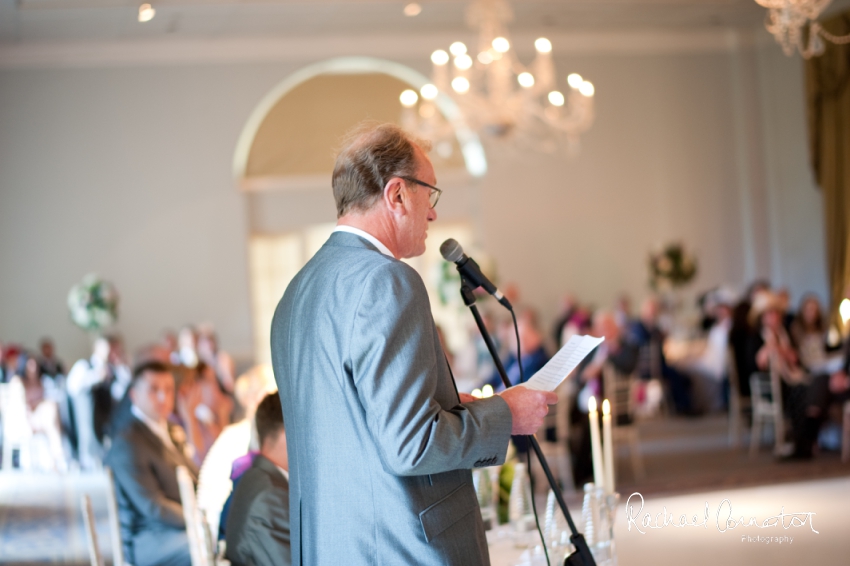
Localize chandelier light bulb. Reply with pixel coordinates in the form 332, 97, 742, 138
450, 42, 468, 56
517, 72, 535, 88
399, 89, 419, 108
567, 73, 583, 89
548, 91, 565, 106
403, 3, 422, 17
534, 37, 552, 53
431, 50, 450, 66
477, 51, 493, 64
579, 81, 595, 97
454, 54, 473, 70
451, 76, 470, 93
840, 298, 850, 325
492, 37, 510, 53
420, 83, 438, 100
138, 3, 155, 22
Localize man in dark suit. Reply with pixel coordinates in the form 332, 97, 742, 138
226, 392, 290, 566
105, 361, 198, 566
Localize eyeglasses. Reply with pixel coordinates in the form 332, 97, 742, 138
401, 176, 442, 209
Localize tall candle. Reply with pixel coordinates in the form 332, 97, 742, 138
588, 396, 605, 492
602, 399, 615, 494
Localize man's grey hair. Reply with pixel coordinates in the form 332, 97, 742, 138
332, 122, 431, 218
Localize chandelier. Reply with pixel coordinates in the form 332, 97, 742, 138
754, 0, 850, 58
400, 0, 595, 154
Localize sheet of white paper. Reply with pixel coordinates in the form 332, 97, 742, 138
519, 334, 605, 392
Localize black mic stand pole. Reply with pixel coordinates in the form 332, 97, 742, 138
459, 281, 596, 566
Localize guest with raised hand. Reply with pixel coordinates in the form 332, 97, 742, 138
67, 337, 111, 469
177, 362, 232, 464
106, 361, 197, 566
225, 392, 290, 566
197, 326, 236, 394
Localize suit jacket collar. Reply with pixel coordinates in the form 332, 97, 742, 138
253, 454, 289, 487
129, 418, 198, 478
326, 230, 390, 256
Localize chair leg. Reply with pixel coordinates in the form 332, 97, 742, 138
842, 405, 850, 464
728, 398, 740, 448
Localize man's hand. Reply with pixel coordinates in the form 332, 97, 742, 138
458, 393, 477, 404
498, 386, 558, 435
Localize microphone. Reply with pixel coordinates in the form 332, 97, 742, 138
440, 239, 512, 310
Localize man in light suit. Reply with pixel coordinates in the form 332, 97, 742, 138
271, 123, 557, 565
105, 361, 198, 566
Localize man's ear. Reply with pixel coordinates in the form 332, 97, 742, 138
383, 178, 407, 215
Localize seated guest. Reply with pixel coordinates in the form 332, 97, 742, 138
226, 393, 290, 566
197, 365, 277, 539
729, 280, 771, 399
177, 362, 233, 464
37, 338, 65, 377
106, 361, 198, 566
628, 297, 695, 414
789, 294, 829, 372
572, 310, 638, 486
11, 357, 67, 472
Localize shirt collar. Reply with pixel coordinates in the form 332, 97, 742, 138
276, 466, 289, 481
131, 404, 173, 446
333, 225, 394, 258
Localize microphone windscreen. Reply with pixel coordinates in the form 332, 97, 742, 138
440, 238, 464, 263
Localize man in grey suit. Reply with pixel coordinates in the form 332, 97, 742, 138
105, 361, 198, 566
271, 123, 557, 565
226, 392, 291, 566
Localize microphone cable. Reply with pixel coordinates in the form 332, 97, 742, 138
510, 308, 551, 566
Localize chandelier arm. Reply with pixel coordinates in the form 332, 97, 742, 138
814, 22, 850, 44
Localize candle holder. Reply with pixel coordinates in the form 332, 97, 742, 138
581, 483, 619, 566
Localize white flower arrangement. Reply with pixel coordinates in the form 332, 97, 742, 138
67, 273, 119, 332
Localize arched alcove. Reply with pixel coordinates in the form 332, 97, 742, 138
234, 57, 484, 363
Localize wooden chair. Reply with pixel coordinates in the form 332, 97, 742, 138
726, 347, 751, 448
104, 468, 124, 566
81, 494, 103, 566
176, 465, 215, 566
748, 360, 785, 458
537, 379, 575, 493
602, 364, 645, 481
842, 400, 850, 464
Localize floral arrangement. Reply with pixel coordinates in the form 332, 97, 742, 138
67, 273, 119, 332
648, 242, 697, 290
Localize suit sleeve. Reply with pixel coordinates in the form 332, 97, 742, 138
349, 261, 512, 476
107, 438, 186, 528
241, 489, 291, 566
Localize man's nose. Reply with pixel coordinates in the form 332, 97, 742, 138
428, 207, 437, 222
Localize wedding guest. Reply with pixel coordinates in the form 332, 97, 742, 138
177, 362, 233, 464
1, 344, 23, 383
197, 365, 277, 540
551, 293, 578, 348
789, 294, 829, 372
37, 338, 65, 377
106, 361, 197, 566
225, 393, 290, 566
177, 326, 199, 368
571, 310, 638, 486
11, 357, 67, 472
729, 280, 771, 399
675, 301, 734, 413
197, 327, 236, 394
628, 297, 695, 414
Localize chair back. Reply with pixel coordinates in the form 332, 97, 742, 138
176, 465, 214, 566
602, 364, 635, 425
81, 494, 103, 566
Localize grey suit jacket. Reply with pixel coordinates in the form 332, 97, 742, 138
270, 231, 513, 565
105, 417, 199, 564
226, 455, 291, 566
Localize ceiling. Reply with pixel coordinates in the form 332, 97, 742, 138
0, 0, 782, 44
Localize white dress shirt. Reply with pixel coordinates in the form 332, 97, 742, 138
333, 225, 394, 258
131, 404, 177, 452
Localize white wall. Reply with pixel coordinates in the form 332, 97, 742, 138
0, 31, 828, 363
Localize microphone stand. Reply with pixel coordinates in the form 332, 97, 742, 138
459, 280, 596, 566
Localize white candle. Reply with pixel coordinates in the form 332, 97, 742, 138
588, 396, 605, 492
602, 399, 615, 494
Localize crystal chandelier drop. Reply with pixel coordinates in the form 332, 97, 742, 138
400, 0, 595, 154
754, 0, 850, 58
